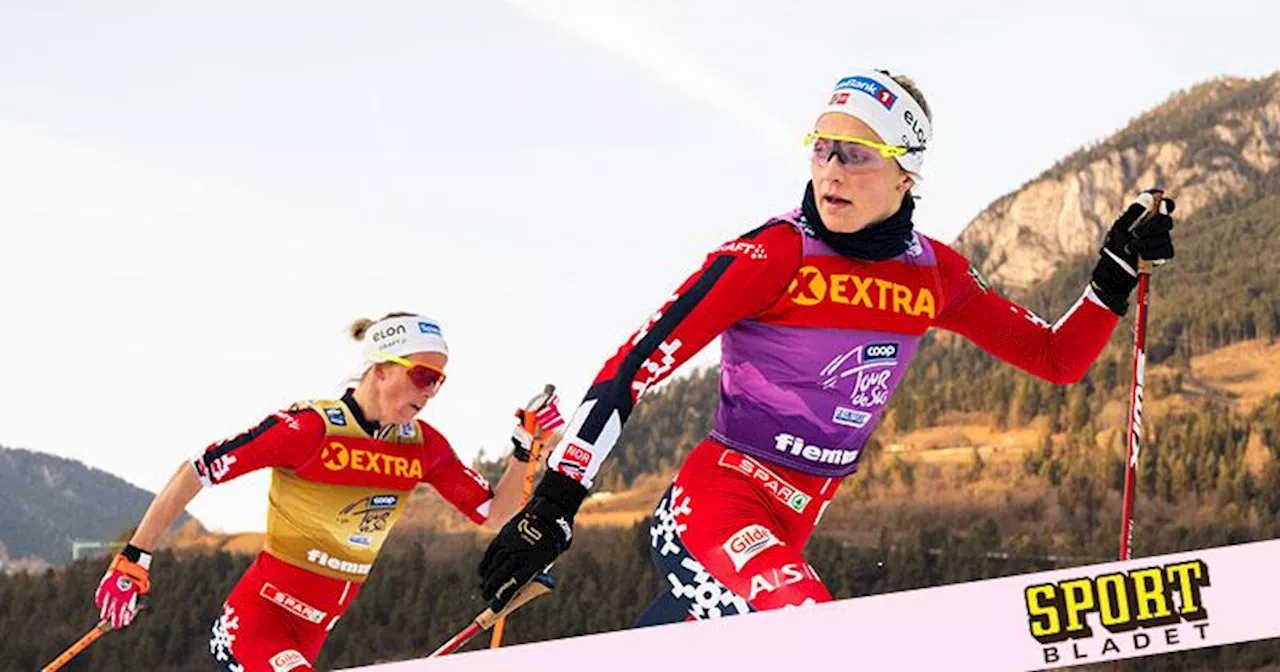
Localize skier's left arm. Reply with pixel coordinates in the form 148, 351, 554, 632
934, 191, 1175, 384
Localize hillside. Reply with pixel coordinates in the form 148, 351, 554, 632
955, 72, 1280, 291
0, 446, 195, 567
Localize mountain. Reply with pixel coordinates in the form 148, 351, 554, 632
956, 72, 1280, 290
0, 446, 193, 567
457, 70, 1280, 559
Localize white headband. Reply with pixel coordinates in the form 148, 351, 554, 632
821, 70, 931, 179
360, 315, 449, 365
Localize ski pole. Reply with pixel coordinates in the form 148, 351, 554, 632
42, 619, 112, 672
1116, 190, 1163, 672
1118, 190, 1163, 564
490, 384, 557, 649
429, 573, 556, 657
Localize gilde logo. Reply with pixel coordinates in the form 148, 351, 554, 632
723, 524, 783, 571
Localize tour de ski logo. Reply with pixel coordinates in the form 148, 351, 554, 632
818, 342, 900, 428
337, 494, 399, 534
1023, 558, 1211, 665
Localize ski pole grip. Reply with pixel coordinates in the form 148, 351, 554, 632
476, 573, 555, 630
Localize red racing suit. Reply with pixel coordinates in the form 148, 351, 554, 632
193, 390, 492, 671
538, 207, 1120, 624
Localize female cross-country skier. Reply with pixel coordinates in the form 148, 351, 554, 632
476, 69, 1176, 624
93, 312, 564, 670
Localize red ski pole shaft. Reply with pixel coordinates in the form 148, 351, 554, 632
1116, 191, 1163, 672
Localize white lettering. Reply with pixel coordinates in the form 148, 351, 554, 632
850, 369, 892, 408
747, 563, 820, 600
306, 549, 372, 576
773, 434, 859, 467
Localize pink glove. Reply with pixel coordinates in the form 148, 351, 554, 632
512, 393, 566, 462
94, 546, 151, 629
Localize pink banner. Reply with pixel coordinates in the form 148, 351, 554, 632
342, 538, 1280, 671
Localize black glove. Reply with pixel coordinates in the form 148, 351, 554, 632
478, 470, 587, 611
1090, 190, 1176, 315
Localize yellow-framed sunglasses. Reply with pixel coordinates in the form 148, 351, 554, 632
374, 351, 447, 390
804, 132, 921, 170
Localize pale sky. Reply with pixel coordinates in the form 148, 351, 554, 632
2, 0, 1278, 533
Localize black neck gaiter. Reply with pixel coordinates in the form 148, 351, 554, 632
800, 181, 915, 261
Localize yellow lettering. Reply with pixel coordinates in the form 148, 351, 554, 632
1026, 584, 1061, 640
849, 276, 874, 307
892, 284, 913, 314
874, 279, 894, 309
1165, 561, 1208, 618
1096, 573, 1131, 627
914, 288, 936, 318
1131, 568, 1173, 621
323, 443, 349, 471
1060, 578, 1095, 636
350, 450, 366, 471
394, 458, 408, 478
409, 459, 424, 479
829, 274, 850, 304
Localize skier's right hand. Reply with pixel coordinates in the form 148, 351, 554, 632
95, 544, 152, 629
478, 470, 586, 612
510, 392, 566, 463
1090, 189, 1176, 315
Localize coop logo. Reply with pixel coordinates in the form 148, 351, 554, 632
863, 343, 898, 361
833, 75, 897, 110
787, 266, 936, 318
1025, 559, 1212, 665
418, 321, 442, 335
321, 442, 424, 479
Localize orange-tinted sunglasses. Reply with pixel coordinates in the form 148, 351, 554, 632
375, 351, 447, 390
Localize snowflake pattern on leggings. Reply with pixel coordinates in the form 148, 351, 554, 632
649, 484, 692, 557
209, 602, 245, 672
668, 555, 751, 619
648, 483, 750, 620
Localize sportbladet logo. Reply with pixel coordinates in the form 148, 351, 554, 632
1024, 559, 1211, 665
